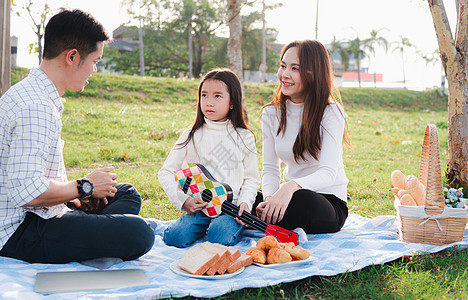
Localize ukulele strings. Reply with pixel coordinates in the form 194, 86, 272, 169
222, 201, 268, 232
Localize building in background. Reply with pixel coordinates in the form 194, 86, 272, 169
11, 36, 17, 68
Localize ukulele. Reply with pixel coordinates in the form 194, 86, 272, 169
175, 162, 233, 218
175, 162, 299, 245
221, 201, 298, 245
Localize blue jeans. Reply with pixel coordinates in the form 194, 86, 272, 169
163, 212, 244, 248
0, 183, 155, 263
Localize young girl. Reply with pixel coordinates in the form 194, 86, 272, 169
158, 68, 260, 248
256, 40, 350, 234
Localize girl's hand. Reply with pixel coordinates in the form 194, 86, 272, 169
234, 202, 250, 226
182, 194, 206, 214
259, 181, 301, 224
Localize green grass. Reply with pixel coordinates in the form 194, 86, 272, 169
11, 67, 467, 299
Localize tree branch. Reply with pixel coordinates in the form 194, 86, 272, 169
428, 0, 456, 71
455, 0, 467, 54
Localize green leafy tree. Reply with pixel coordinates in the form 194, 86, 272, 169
169, 0, 222, 77
105, 0, 223, 78
241, 11, 278, 72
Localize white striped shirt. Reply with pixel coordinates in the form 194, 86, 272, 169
0, 68, 70, 249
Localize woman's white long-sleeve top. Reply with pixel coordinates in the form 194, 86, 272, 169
262, 100, 348, 202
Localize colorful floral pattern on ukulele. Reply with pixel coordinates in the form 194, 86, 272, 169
175, 162, 233, 218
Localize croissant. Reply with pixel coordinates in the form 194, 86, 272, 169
246, 247, 266, 264
281, 243, 311, 260
267, 248, 292, 264
256, 235, 279, 252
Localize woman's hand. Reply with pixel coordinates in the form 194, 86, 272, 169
234, 202, 250, 226
182, 194, 206, 214
258, 181, 301, 224
255, 196, 271, 217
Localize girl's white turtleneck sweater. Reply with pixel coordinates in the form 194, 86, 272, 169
158, 117, 260, 211
262, 100, 348, 202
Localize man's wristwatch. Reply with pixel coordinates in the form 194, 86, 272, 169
77, 178, 93, 200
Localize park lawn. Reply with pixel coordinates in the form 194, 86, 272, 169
11, 69, 468, 299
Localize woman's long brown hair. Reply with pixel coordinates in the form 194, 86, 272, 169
269, 40, 349, 162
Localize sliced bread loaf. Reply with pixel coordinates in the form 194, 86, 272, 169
226, 253, 253, 274
227, 246, 241, 262
178, 244, 220, 275
201, 242, 230, 276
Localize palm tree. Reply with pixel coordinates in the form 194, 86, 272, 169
327, 36, 349, 77
362, 28, 389, 88
417, 48, 442, 92
347, 37, 365, 88
391, 36, 414, 89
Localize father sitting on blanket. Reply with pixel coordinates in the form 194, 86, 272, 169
0, 9, 154, 263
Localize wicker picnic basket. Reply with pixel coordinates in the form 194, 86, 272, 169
394, 124, 468, 245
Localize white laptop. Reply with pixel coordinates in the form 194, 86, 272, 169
34, 269, 149, 294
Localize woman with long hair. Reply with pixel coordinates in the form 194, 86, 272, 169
256, 40, 350, 234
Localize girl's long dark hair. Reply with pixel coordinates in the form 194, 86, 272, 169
178, 68, 251, 148
268, 40, 349, 162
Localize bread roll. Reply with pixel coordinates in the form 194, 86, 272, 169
246, 247, 266, 264
391, 170, 406, 189
256, 235, 279, 251
397, 189, 409, 199
267, 248, 292, 264
281, 244, 311, 260
400, 193, 417, 206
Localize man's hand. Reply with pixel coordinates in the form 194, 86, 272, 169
86, 166, 118, 199
182, 194, 206, 214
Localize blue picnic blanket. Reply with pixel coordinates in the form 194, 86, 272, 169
1, 214, 467, 299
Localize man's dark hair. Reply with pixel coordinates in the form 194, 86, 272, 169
43, 9, 110, 60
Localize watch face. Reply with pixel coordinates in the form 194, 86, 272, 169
83, 182, 93, 194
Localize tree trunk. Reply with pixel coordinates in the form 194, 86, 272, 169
0, 0, 11, 95
227, 0, 246, 116
193, 34, 203, 78
260, 0, 266, 83
138, 24, 145, 76
36, 25, 42, 65
428, 0, 468, 187
188, 21, 193, 79
357, 56, 361, 88
227, 0, 243, 81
